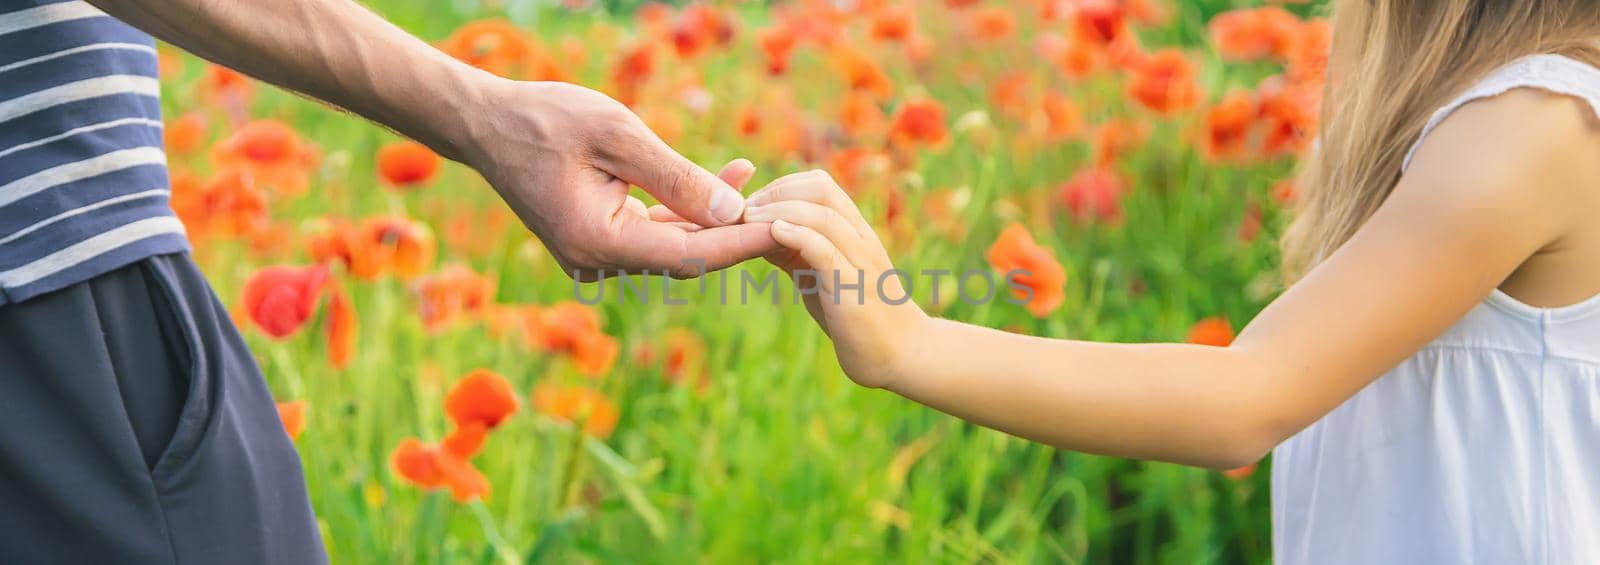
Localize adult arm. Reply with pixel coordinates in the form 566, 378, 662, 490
89, 0, 776, 277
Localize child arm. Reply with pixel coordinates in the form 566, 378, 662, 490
748, 89, 1591, 469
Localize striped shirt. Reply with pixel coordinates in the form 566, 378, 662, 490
0, 0, 186, 306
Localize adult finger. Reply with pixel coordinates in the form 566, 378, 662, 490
717, 158, 757, 192
600, 126, 746, 227
647, 205, 689, 223
623, 195, 649, 217
604, 213, 780, 277
647, 159, 753, 223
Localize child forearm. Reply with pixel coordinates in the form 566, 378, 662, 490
886, 318, 1285, 469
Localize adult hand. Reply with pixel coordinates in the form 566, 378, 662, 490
462, 80, 778, 280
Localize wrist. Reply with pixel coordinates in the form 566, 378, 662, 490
408, 65, 505, 164
878, 312, 940, 393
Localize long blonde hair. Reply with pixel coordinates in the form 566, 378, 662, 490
1282, 0, 1600, 276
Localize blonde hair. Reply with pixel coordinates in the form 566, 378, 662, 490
1282, 0, 1600, 276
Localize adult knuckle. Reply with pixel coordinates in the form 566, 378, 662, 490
663, 164, 696, 203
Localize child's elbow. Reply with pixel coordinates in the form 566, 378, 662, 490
1203, 437, 1273, 472
1200, 413, 1295, 471
1195, 357, 1304, 470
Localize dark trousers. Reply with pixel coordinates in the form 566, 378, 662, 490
0, 253, 326, 564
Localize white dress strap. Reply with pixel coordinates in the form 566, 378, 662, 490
1403, 54, 1600, 171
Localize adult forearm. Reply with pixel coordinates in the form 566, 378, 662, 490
88, 0, 496, 161
888, 318, 1283, 469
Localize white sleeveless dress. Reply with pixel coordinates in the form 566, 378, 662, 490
1272, 54, 1600, 564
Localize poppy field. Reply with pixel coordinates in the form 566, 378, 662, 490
157, 0, 1326, 562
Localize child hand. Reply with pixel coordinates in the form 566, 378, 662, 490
744, 170, 930, 389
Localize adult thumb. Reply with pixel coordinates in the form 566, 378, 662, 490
606, 132, 746, 227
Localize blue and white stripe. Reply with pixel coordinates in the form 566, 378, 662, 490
0, 0, 186, 306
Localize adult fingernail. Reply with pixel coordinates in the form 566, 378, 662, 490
710, 189, 744, 223
773, 219, 794, 232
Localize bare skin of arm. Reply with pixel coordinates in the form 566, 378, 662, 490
742, 89, 1600, 469
89, 0, 779, 278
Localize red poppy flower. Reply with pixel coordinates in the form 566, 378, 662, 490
1286, 18, 1330, 88
1057, 167, 1126, 224
1208, 7, 1301, 62
837, 92, 887, 138
1071, 0, 1127, 45
1040, 91, 1084, 140
1091, 119, 1149, 167
210, 120, 319, 195
351, 216, 436, 280
969, 6, 1016, 41
445, 369, 521, 431
987, 224, 1068, 318
437, 19, 533, 77
241, 264, 330, 339
412, 265, 496, 332
832, 46, 894, 100
163, 112, 207, 155
1186, 316, 1235, 347
1223, 461, 1258, 480
757, 26, 797, 75
1127, 49, 1201, 115
611, 42, 657, 107
734, 105, 762, 138
391, 438, 442, 488
571, 331, 620, 377
1201, 91, 1258, 161
305, 217, 358, 270
325, 285, 356, 369
277, 400, 307, 442
991, 73, 1030, 119
869, 4, 913, 42
442, 421, 489, 460
887, 96, 948, 147
531, 384, 620, 439
376, 140, 441, 189
196, 167, 271, 237
669, 3, 736, 58
390, 438, 491, 502
523, 301, 619, 377
1256, 77, 1319, 158
661, 329, 710, 390
198, 64, 254, 111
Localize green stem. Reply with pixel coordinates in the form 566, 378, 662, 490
468, 499, 521, 565
553, 419, 588, 512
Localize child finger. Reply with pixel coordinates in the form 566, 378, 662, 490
743, 170, 814, 205
746, 170, 874, 240
770, 220, 855, 294
744, 200, 870, 266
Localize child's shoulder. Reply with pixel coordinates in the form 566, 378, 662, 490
1408, 75, 1600, 194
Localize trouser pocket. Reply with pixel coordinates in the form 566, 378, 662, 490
91, 258, 202, 472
